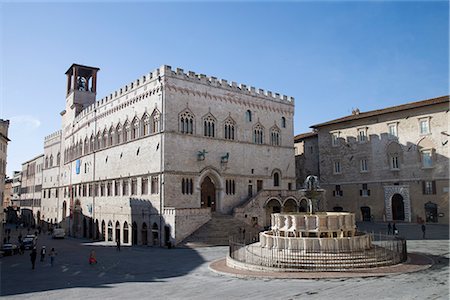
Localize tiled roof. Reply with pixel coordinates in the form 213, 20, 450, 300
310, 95, 449, 128
294, 132, 317, 142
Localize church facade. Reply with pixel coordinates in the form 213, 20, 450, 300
39, 64, 296, 246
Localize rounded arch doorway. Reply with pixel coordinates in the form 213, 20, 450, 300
391, 194, 405, 221
201, 176, 216, 212
264, 198, 282, 227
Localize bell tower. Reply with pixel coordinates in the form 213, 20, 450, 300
64, 64, 100, 117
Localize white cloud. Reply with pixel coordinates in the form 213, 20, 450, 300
9, 115, 41, 130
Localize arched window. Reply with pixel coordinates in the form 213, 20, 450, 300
203, 114, 216, 137
102, 129, 108, 148
273, 171, 280, 187
151, 109, 160, 133
270, 126, 280, 146
107, 221, 113, 241
115, 221, 121, 242
131, 117, 140, 139
387, 142, 403, 170
108, 126, 114, 146
90, 134, 95, 153
224, 117, 235, 140
45, 156, 49, 169
246, 110, 252, 122
62, 201, 67, 218
123, 121, 130, 142
78, 140, 83, 156
281, 117, 286, 128
116, 123, 122, 144
96, 131, 101, 150
56, 152, 61, 166
179, 110, 194, 134
123, 222, 129, 244
253, 123, 264, 144
84, 137, 89, 154
141, 113, 150, 136
49, 155, 53, 167
142, 223, 148, 245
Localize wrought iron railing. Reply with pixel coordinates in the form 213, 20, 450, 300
229, 231, 407, 271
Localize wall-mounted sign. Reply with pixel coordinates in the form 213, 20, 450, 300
76, 159, 81, 174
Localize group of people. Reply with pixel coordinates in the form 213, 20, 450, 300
29, 246, 57, 269
387, 222, 427, 238
387, 222, 398, 236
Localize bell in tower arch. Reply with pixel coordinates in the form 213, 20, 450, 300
77, 76, 87, 91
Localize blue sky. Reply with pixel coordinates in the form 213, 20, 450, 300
1, 1, 448, 176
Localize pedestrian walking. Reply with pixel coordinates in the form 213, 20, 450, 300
387, 222, 392, 235
393, 222, 398, 236
421, 224, 426, 239
89, 250, 97, 264
49, 248, 57, 267
40, 246, 46, 262
30, 247, 37, 270
116, 239, 121, 252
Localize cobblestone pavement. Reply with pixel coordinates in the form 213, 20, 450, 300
1, 222, 448, 300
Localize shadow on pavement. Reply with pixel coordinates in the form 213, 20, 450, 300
1, 233, 205, 296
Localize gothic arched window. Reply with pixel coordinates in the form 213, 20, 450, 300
270, 126, 280, 146
179, 110, 194, 134
131, 117, 140, 140
141, 113, 150, 136
253, 123, 264, 144
203, 114, 216, 137
224, 117, 236, 140
123, 121, 130, 143
116, 123, 122, 144
151, 109, 160, 133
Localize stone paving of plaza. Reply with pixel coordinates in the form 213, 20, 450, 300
1, 222, 448, 299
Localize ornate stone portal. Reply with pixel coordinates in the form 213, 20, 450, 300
227, 176, 407, 271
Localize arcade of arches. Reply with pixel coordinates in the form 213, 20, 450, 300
264, 198, 308, 227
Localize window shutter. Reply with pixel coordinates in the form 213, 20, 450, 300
432, 181, 436, 194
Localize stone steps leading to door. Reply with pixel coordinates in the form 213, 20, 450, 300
180, 213, 260, 247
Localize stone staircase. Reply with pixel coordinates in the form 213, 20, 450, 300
180, 213, 260, 247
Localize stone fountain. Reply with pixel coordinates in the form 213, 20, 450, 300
227, 176, 407, 271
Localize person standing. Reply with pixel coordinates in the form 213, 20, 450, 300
49, 248, 57, 267
116, 239, 121, 252
89, 250, 97, 264
387, 222, 392, 235
40, 246, 46, 262
393, 222, 398, 236
421, 223, 426, 239
30, 248, 37, 270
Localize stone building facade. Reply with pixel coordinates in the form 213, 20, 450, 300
0, 119, 10, 246
294, 132, 319, 189
3, 178, 12, 208
19, 154, 44, 227
310, 96, 449, 224
11, 171, 21, 207
34, 63, 297, 246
